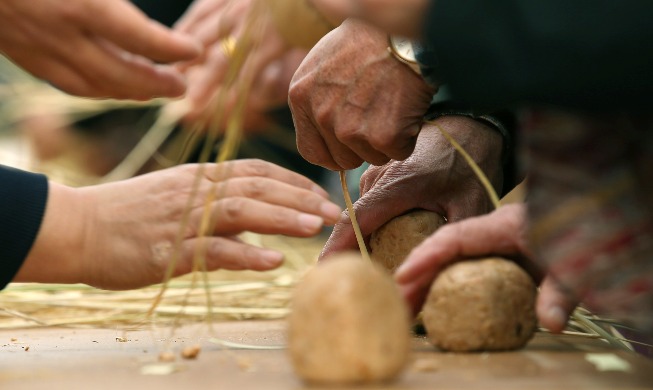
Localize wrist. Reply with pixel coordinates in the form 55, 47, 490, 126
14, 183, 88, 284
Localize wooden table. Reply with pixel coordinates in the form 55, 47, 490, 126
1, 320, 651, 389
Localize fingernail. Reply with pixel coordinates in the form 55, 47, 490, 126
545, 306, 567, 331
320, 202, 342, 223
261, 250, 284, 267
298, 213, 324, 233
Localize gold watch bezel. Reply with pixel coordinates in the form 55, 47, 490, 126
388, 35, 421, 75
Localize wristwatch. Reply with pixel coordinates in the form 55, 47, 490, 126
388, 35, 421, 75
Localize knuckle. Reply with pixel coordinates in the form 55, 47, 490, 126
239, 159, 271, 178
220, 197, 247, 222
335, 125, 360, 144
244, 178, 268, 199
243, 246, 259, 263
314, 106, 332, 131
270, 209, 293, 229
288, 81, 302, 103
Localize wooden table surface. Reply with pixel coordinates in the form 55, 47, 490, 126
1, 320, 651, 390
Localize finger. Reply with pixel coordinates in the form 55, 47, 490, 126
203, 159, 329, 197
293, 105, 343, 170
178, 236, 284, 273
197, 197, 327, 237
23, 54, 108, 98
191, 0, 248, 46
368, 122, 421, 161
175, 0, 230, 34
84, 0, 201, 62
334, 108, 418, 165
208, 177, 342, 224
321, 183, 422, 260
398, 271, 435, 316
289, 70, 363, 170
317, 112, 366, 170
184, 44, 231, 113
394, 204, 529, 285
237, 24, 287, 86
342, 136, 393, 167
254, 49, 308, 108
537, 276, 579, 333
62, 37, 188, 99
320, 213, 358, 260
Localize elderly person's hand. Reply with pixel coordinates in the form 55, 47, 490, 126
14, 160, 342, 290
321, 117, 503, 258
289, 19, 436, 170
394, 203, 580, 334
0, 0, 201, 99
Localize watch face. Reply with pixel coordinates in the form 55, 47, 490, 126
390, 36, 416, 63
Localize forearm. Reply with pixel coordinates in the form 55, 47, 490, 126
13, 182, 87, 285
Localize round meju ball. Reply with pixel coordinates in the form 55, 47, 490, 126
370, 210, 446, 272
423, 258, 537, 352
288, 252, 411, 385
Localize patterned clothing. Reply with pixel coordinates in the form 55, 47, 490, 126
522, 110, 653, 335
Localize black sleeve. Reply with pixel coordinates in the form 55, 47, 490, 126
0, 166, 48, 289
421, 0, 653, 111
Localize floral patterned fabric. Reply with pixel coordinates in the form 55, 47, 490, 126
522, 110, 653, 335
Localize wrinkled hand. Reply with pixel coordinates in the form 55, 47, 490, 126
176, 0, 303, 127
17, 160, 342, 290
290, 19, 436, 170
321, 116, 503, 259
394, 203, 580, 333
0, 0, 201, 99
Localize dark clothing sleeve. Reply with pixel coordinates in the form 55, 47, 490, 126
0, 166, 48, 289
420, 0, 653, 111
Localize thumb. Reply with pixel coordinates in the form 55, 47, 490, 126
537, 276, 579, 333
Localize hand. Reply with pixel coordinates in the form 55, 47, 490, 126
0, 0, 201, 99
321, 116, 503, 258
176, 0, 302, 127
15, 160, 342, 290
394, 203, 579, 333
289, 19, 436, 170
